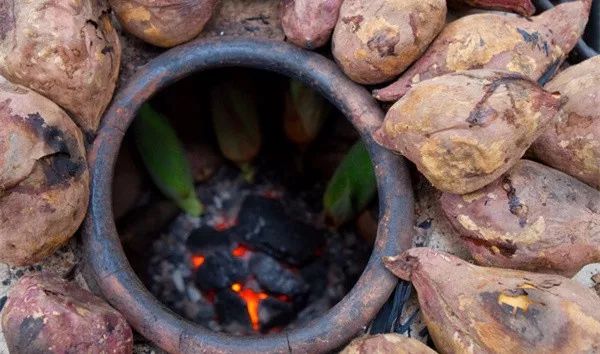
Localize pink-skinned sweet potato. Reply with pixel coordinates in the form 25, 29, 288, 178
531, 55, 600, 190
1, 273, 132, 354
373, 70, 562, 194
448, 0, 535, 16
110, 0, 219, 48
341, 334, 437, 354
281, 0, 343, 49
373, 0, 591, 102
0, 76, 89, 266
0, 0, 121, 134
440, 159, 600, 276
385, 248, 600, 354
332, 0, 446, 84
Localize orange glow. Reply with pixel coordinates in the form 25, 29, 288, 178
232, 245, 249, 257
191, 255, 205, 269
231, 284, 268, 331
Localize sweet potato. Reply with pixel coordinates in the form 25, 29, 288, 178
341, 334, 437, 354
385, 248, 600, 354
331, 0, 446, 84
373, 70, 561, 194
281, 0, 343, 49
531, 55, 600, 190
0, 0, 121, 134
448, 0, 535, 16
0, 76, 89, 266
2, 273, 132, 353
110, 0, 218, 48
440, 160, 600, 276
373, 0, 591, 101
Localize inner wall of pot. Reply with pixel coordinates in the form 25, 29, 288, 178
111, 68, 377, 336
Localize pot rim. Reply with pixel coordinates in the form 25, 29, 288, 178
82, 37, 415, 354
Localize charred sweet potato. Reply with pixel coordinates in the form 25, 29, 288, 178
447, 0, 535, 16
341, 334, 437, 354
385, 248, 600, 354
373, 0, 591, 101
281, 0, 343, 49
0, 76, 89, 266
374, 70, 562, 194
110, 0, 218, 48
0, 0, 121, 134
332, 0, 446, 84
2, 273, 132, 353
531, 55, 600, 190
440, 160, 600, 276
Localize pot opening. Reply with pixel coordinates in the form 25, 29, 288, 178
112, 68, 377, 335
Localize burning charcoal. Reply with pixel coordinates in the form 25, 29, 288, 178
250, 254, 309, 296
259, 297, 295, 331
187, 225, 233, 251
194, 250, 248, 290
214, 289, 252, 329
235, 196, 324, 265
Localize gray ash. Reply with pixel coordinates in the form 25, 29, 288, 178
146, 167, 370, 335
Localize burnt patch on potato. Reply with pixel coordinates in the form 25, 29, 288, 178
341, 15, 363, 32
502, 177, 529, 227
537, 59, 561, 85
0, 2, 15, 41
16, 316, 45, 352
367, 28, 401, 57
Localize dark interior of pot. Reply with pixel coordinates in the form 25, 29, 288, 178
112, 68, 376, 336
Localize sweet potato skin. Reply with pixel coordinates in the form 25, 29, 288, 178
373, 0, 591, 101
385, 248, 600, 354
374, 70, 561, 194
332, 0, 446, 84
341, 334, 437, 354
0, 76, 89, 266
447, 0, 535, 16
1, 273, 132, 354
440, 160, 600, 276
110, 0, 218, 48
531, 56, 600, 190
281, 0, 343, 49
0, 0, 121, 133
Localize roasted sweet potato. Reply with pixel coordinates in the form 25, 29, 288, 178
0, 76, 89, 266
448, 0, 535, 16
531, 55, 600, 190
281, 0, 343, 49
110, 0, 218, 48
440, 160, 600, 276
341, 334, 437, 354
332, 0, 446, 84
0, 0, 121, 134
374, 70, 562, 194
2, 273, 132, 353
373, 0, 591, 101
385, 248, 600, 354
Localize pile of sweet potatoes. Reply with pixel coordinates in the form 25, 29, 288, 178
0, 0, 598, 353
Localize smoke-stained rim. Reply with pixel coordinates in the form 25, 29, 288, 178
82, 37, 415, 354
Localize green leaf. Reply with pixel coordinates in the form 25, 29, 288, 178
134, 104, 203, 216
210, 77, 261, 166
283, 80, 330, 145
323, 141, 377, 227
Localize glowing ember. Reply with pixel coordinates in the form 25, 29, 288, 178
212, 214, 237, 231
191, 255, 205, 269
231, 245, 250, 257
231, 282, 268, 331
